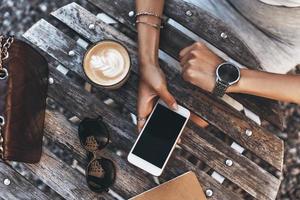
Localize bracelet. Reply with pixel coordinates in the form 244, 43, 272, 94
135, 11, 163, 20
136, 20, 164, 30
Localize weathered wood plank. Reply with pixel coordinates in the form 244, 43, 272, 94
166, 155, 242, 200
47, 5, 283, 170
23, 148, 114, 200
231, 94, 284, 130
46, 55, 280, 199
169, 73, 284, 166
182, 122, 280, 200
0, 162, 50, 200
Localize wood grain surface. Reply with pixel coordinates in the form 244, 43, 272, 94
0, 162, 50, 200
15, 2, 286, 199
43, 103, 241, 200
46, 55, 280, 199
46, 61, 241, 200
24, 148, 115, 200
45, 4, 282, 170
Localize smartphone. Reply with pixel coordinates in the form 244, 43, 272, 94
128, 99, 190, 176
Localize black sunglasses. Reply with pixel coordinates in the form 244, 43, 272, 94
78, 116, 116, 193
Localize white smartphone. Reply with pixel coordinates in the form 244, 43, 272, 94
128, 99, 190, 176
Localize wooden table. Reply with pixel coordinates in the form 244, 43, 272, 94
1, 1, 285, 199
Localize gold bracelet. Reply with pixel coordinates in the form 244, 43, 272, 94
135, 11, 163, 20
136, 20, 164, 29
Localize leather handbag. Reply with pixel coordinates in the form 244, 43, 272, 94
0, 36, 48, 163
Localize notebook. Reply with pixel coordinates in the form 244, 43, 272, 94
130, 171, 207, 200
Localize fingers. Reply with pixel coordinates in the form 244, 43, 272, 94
137, 87, 177, 133
179, 42, 205, 59
180, 51, 194, 67
157, 87, 178, 110
177, 138, 182, 144
137, 97, 156, 133
179, 43, 195, 58
179, 43, 205, 68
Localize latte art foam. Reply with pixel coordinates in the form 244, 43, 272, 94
83, 40, 131, 89
90, 49, 125, 78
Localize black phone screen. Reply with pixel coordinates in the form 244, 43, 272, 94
132, 103, 187, 168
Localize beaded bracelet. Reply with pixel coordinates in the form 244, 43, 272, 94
136, 20, 164, 30
135, 11, 163, 20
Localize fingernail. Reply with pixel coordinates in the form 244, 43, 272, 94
172, 102, 178, 110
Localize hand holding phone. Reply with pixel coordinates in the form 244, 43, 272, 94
128, 99, 190, 176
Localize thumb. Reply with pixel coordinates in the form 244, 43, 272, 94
137, 98, 155, 132
137, 83, 157, 133
158, 87, 178, 110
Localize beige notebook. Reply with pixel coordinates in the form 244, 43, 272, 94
130, 171, 207, 200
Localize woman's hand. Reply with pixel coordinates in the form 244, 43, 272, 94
179, 42, 300, 104
137, 62, 177, 132
179, 42, 223, 92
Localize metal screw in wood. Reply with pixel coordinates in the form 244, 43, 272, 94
3, 178, 10, 186
48, 77, 54, 84
245, 129, 253, 136
205, 189, 213, 197
185, 10, 193, 17
68, 50, 75, 56
128, 11, 135, 17
225, 159, 233, 167
221, 32, 228, 39
88, 23, 95, 30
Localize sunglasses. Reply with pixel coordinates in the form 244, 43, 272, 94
78, 116, 116, 193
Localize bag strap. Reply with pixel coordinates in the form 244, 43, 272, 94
0, 35, 14, 158
0, 35, 14, 77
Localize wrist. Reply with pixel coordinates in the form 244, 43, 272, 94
139, 56, 158, 66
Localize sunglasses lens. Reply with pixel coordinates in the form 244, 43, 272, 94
78, 118, 109, 151
86, 158, 116, 193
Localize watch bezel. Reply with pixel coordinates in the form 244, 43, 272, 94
216, 62, 240, 86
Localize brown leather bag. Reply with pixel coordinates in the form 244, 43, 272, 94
0, 38, 48, 163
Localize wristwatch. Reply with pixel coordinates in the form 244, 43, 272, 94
212, 62, 240, 97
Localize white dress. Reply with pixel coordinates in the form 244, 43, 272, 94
259, 0, 300, 7
186, 0, 300, 73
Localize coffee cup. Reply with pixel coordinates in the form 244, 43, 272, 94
83, 40, 131, 89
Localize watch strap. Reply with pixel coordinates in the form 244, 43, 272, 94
212, 80, 228, 97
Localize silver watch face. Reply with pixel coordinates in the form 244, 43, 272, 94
216, 62, 240, 85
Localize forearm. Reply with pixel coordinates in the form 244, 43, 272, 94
230, 69, 300, 104
136, 0, 164, 66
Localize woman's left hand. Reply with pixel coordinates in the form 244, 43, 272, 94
179, 42, 223, 92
